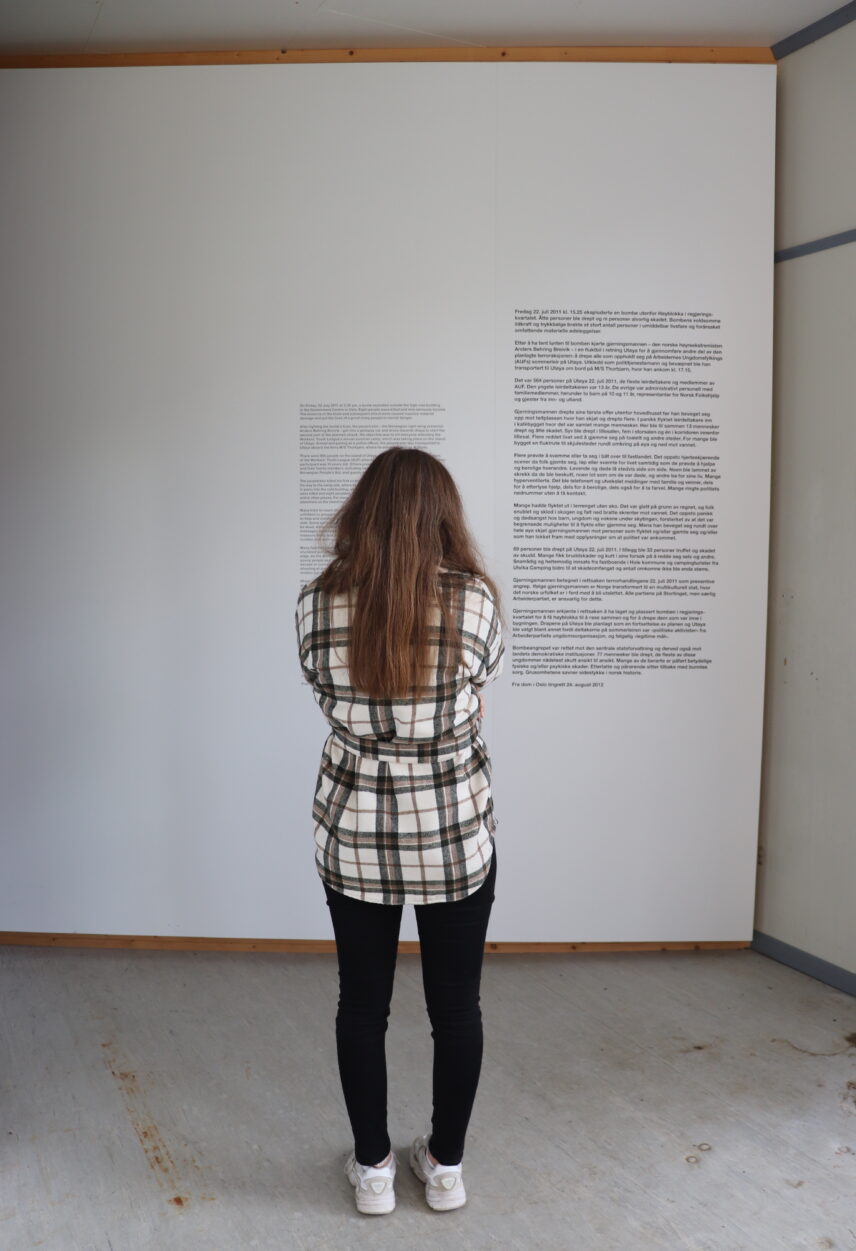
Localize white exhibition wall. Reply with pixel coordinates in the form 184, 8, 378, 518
0, 61, 776, 940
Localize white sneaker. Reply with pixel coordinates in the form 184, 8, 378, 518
409, 1132, 467, 1211
344, 1148, 397, 1215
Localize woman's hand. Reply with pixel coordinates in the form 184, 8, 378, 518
479, 694, 485, 720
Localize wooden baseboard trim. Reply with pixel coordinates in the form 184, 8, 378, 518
0, 932, 752, 953
0, 46, 777, 70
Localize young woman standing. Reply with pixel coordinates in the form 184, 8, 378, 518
295, 447, 505, 1215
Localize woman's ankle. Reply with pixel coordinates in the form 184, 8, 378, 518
427, 1144, 461, 1168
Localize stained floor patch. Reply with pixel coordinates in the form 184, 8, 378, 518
100, 1038, 215, 1207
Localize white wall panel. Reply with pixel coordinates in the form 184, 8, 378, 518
0, 62, 776, 939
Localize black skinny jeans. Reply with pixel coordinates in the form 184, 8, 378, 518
323, 845, 497, 1168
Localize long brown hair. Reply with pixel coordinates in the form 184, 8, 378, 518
317, 447, 501, 699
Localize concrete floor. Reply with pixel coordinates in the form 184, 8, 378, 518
2, 944, 855, 1250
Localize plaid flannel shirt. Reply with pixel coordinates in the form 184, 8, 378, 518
295, 569, 505, 904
